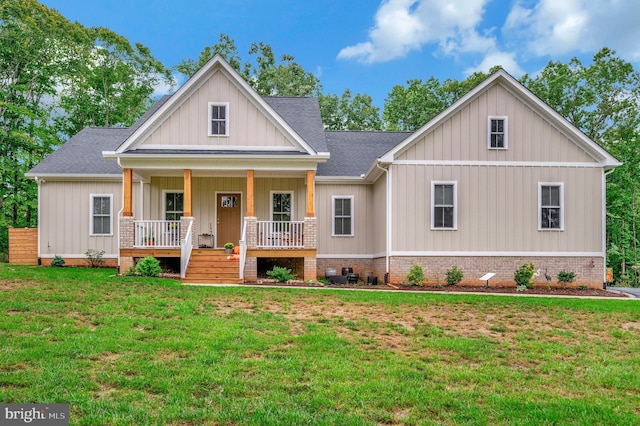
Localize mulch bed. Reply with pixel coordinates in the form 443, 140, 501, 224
247, 280, 626, 298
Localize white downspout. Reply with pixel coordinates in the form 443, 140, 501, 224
376, 161, 391, 277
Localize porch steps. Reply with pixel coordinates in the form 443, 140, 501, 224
182, 249, 242, 284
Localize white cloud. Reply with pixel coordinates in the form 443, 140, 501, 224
504, 0, 640, 61
153, 72, 180, 98
337, 0, 493, 63
464, 51, 525, 77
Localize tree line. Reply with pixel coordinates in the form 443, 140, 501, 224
2, 1, 639, 285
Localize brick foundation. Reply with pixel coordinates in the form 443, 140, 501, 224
304, 257, 317, 282
41, 256, 119, 268
389, 256, 605, 289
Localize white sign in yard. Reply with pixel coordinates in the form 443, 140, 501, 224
479, 273, 496, 287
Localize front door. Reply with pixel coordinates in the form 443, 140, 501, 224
216, 193, 241, 248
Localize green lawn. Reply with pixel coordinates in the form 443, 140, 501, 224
1, 265, 639, 425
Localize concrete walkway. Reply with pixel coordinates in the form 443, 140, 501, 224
608, 286, 640, 298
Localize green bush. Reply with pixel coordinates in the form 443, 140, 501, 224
445, 266, 464, 286
85, 249, 105, 268
406, 263, 425, 286
50, 255, 65, 267
514, 263, 535, 289
557, 270, 576, 287
267, 266, 296, 283
136, 256, 162, 277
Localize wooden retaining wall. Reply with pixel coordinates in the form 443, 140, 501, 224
9, 228, 38, 265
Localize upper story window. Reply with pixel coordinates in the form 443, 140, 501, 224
90, 194, 112, 236
164, 191, 184, 220
539, 183, 564, 231
333, 196, 354, 236
431, 182, 457, 230
208, 102, 229, 136
488, 116, 508, 149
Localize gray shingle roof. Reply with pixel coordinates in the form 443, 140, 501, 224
27, 96, 171, 176
264, 97, 328, 153
317, 131, 411, 177
27, 96, 407, 178
27, 127, 129, 175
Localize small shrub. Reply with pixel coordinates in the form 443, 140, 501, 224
224, 242, 235, 249
557, 270, 576, 287
136, 256, 162, 277
577, 285, 588, 290
85, 249, 105, 268
406, 263, 425, 286
514, 262, 535, 289
267, 266, 296, 283
50, 255, 65, 267
445, 266, 464, 286
122, 266, 138, 277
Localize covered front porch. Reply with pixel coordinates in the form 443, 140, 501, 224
118, 169, 318, 282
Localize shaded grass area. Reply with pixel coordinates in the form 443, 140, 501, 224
1, 265, 639, 425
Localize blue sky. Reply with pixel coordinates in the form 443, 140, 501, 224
40, 0, 640, 106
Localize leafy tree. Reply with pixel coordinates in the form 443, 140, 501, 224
0, 0, 172, 255
318, 90, 382, 130
0, 0, 82, 246
57, 27, 174, 137
383, 70, 493, 131
176, 34, 321, 97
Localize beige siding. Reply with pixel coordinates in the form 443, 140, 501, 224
372, 177, 387, 254
398, 83, 595, 163
391, 164, 603, 253
39, 180, 122, 256
316, 184, 374, 255
141, 70, 297, 149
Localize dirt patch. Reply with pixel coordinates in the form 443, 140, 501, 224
0, 279, 37, 291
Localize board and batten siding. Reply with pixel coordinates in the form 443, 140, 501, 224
372, 177, 387, 255
316, 183, 374, 255
39, 180, 123, 257
140, 70, 297, 149
390, 164, 603, 253
397, 83, 595, 163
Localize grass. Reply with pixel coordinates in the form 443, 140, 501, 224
1, 265, 639, 425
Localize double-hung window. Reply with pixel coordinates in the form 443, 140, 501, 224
90, 194, 112, 235
208, 102, 229, 136
488, 116, 508, 149
431, 182, 457, 230
272, 192, 292, 223
164, 191, 184, 221
333, 196, 353, 236
539, 183, 563, 230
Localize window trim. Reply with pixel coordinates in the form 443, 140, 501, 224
162, 190, 184, 221
538, 182, 564, 231
431, 181, 457, 230
487, 116, 508, 149
332, 195, 354, 237
208, 102, 229, 137
270, 191, 294, 222
89, 194, 113, 236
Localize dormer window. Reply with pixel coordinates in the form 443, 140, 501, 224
488, 116, 507, 149
208, 102, 229, 136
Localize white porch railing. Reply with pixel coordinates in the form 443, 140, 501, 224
134, 220, 181, 248
180, 220, 193, 279
239, 220, 248, 280
257, 221, 304, 248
